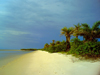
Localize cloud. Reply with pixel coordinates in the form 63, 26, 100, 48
0, 29, 42, 37
0, 0, 100, 49
0, 29, 42, 49
2, 0, 71, 27
2, 0, 99, 30
5, 30, 30, 35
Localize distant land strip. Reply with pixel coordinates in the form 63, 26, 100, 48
20, 48, 40, 51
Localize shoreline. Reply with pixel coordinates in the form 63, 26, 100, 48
0, 54, 24, 68
0, 50, 32, 68
0, 50, 100, 75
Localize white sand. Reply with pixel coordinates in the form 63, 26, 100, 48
0, 50, 100, 75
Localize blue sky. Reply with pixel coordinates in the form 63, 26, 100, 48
0, 0, 100, 49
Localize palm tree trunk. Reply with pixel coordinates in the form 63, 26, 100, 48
68, 36, 70, 50
66, 37, 67, 51
66, 36, 70, 51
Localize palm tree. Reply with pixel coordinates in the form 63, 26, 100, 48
61, 27, 74, 51
56, 41, 60, 45
52, 40, 55, 44
73, 23, 81, 38
44, 43, 49, 49
91, 21, 100, 39
50, 43, 55, 46
77, 21, 100, 42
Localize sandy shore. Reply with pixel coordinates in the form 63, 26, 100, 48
0, 50, 100, 75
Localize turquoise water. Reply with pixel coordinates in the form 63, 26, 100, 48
0, 50, 33, 68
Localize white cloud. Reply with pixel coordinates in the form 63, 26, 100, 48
0, 30, 42, 37
1, 30, 30, 35
0, 0, 100, 49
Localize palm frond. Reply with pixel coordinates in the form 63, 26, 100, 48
81, 23, 91, 33
74, 23, 81, 30
92, 21, 100, 31
61, 27, 68, 32
61, 27, 74, 37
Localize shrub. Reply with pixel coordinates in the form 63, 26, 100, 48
43, 40, 67, 53
44, 44, 66, 53
68, 38, 83, 54
44, 46, 56, 53
60, 40, 66, 45
55, 41, 60, 45
55, 44, 66, 52
69, 41, 100, 59
70, 38, 83, 47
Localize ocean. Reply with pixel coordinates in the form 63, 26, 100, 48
0, 49, 33, 68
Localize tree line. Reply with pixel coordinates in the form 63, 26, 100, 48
43, 21, 100, 59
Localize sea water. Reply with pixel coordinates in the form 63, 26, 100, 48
0, 50, 33, 68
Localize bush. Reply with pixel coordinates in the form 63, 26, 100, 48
69, 41, 100, 59
44, 46, 56, 53
55, 44, 66, 52
68, 38, 83, 54
44, 44, 66, 53
44, 40, 67, 53
70, 38, 83, 47
60, 40, 66, 45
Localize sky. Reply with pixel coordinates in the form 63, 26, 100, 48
0, 0, 100, 49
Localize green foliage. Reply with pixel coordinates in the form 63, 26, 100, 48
45, 43, 49, 46
44, 44, 66, 53
44, 40, 66, 53
55, 44, 66, 52
67, 38, 83, 54
44, 43, 49, 49
21, 48, 38, 51
43, 21, 100, 59
70, 38, 83, 49
50, 43, 55, 46
46, 46, 56, 53
69, 41, 100, 58
56, 41, 60, 45
60, 40, 66, 45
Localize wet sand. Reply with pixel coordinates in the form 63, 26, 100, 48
0, 50, 100, 75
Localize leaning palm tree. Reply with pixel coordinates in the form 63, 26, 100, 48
77, 21, 100, 42
61, 27, 74, 51
73, 23, 81, 38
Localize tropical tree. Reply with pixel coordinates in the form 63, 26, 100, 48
44, 43, 49, 49
77, 21, 100, 42
92, 21, 100, 39
50, 43, 55, 46
73, 23, 81, 38
56, 41, 60, 45
60, 40, 66, 45
52, 40, 55, 44
61, 27, 74, 51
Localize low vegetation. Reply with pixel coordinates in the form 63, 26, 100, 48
68, 38, 100, 59
21, 48, 38, 51
43, 40, 66, 53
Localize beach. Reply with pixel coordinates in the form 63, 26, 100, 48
0, 50, 32, 68
0, 50, 100, 75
